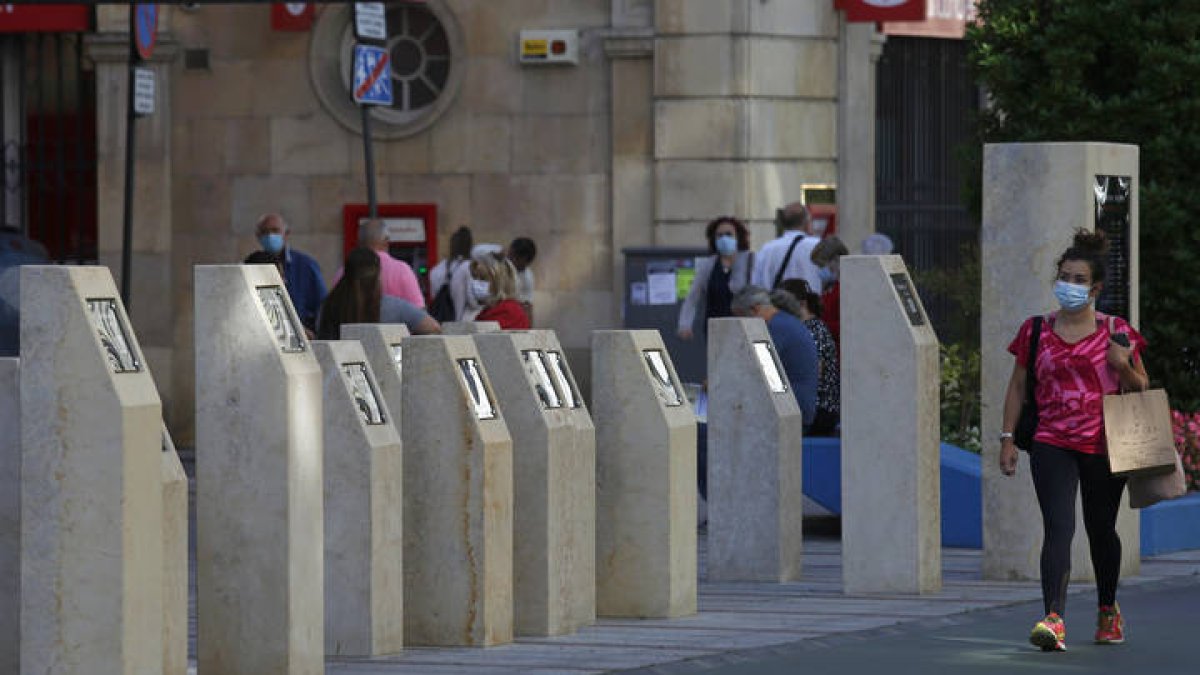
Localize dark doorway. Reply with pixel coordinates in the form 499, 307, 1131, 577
875, 36, 979, 342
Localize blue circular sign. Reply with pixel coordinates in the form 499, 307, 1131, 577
134, 4, 158, 61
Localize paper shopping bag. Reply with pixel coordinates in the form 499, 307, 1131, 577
1128, 450, 1187, 509
1103, 389, 1178, 477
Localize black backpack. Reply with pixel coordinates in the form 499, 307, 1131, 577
427, 261, 458, 322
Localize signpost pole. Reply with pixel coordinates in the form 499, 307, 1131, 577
121, 7, 137, 306
362, 107, 378, 219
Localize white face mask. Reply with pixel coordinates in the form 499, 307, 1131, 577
470, 279, 492, 301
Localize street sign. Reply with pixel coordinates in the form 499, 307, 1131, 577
133, 67, 155, 116
352, 44, 393, 106
354, 2, 387, 42
271, 2, 315, 31
133, 4, 158, 61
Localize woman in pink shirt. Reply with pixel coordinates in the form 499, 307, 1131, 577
998, 230, 1149, 652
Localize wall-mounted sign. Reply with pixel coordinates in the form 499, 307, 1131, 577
1094, 175, 1132, 319
390, 343, 403, 378
545, 350, 582, 409
889, 273, 927, 327
353, 2, 388, 41
752, 341, 788, 394
341, 362, 386, 425
133, 4, 158, 61
256, 286, 306, 353
522, 350, 562, 410
133, 67, 155, 116
458, 358, 497, 420
86, 298, 141, 373
643, 349, 683, 407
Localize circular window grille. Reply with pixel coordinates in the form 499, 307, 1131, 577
310, 1, 464, 139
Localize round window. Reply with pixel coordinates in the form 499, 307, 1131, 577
310, 1, 464, 139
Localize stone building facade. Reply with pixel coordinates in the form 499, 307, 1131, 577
80, 1, 884, 445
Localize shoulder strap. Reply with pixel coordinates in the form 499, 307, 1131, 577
1024, 316, 1043, 401
772, 235, 805, 289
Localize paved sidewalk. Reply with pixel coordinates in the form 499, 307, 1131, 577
182, 474, 1200, 674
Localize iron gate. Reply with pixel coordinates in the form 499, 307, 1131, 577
1, 31, 97, 263
875, 36, 980, 343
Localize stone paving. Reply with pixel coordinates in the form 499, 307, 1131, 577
182, 476, 1200, 674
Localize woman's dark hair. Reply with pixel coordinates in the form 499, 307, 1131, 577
705, 216, 750, 254
1056, 228, 1109, 284
449, 226, 473, 260
317, 247, 381, 340
778, 278, 823, 318
811, 236, 849, 267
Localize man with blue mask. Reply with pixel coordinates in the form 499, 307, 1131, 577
243, 213, 326, 335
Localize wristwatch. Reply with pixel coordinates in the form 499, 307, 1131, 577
999, 431, 1014, 441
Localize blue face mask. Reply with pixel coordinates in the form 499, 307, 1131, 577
1054, 280, 1092, 310
715, 234, 737, 256
259, 233, 285, 255
819, 266, 837, 286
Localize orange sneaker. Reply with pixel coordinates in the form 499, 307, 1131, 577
1030, 613, 1067, 652
1095, 604, 1125, 644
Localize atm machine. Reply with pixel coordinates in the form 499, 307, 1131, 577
343, 204, 439, 298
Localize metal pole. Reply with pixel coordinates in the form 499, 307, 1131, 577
121, 9, 137, 306
361, 105, 377, 219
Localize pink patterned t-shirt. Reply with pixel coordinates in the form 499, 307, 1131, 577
1007, 312, 1146, 455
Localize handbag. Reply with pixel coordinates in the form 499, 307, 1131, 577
1014, 316, 1042, 452
1127, 449, 1187, 509
1104, 388, 1178, 476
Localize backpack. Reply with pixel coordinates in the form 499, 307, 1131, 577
427, 260, 458, 322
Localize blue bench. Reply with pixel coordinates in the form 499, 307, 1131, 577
802, 438, 981, 548
803, 437, 1200, 555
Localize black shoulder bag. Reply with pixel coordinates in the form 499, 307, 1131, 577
1014, 315, 1043, 452
771, 235, 805, 290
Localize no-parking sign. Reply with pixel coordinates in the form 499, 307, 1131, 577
134, 4, 158, 61
352, 44, 393, 106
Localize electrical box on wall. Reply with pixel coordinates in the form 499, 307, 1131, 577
518, 30, 579, 65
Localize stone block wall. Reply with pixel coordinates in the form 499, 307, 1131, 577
166, 2, 615, 444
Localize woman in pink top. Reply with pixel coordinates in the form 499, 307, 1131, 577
998, 230, 1149, 652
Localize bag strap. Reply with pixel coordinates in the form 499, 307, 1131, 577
1024, 315, 1043, 404
772, 234, 805, 289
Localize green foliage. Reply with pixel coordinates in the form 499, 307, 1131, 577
916, 243, 982, 451
940, 343, 982, 453
966, 0, 1200, 410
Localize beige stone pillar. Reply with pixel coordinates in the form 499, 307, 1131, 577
20, 266, 163, 675
836, 18, 886, 253
401, 336, 513, 646
653, 1, 839, 247
707, 318, 805, 582
86, 13, 179, 429
592, 330, 696, 618
475, 330, 595, 637
841, 256, 941, 594
981, 143, 1140, 582
160, 426, 188, 675
313, 340, 403, 656
0, 357, 17, 675
195, 264, 324, 674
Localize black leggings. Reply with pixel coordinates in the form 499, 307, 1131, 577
1030, 442, 1127, 617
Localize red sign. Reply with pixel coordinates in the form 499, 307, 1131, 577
837, 0, 926, 23
0, 5, 90, 33
271, 3, 316, 32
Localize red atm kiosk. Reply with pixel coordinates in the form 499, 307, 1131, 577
342, 203, 439, 297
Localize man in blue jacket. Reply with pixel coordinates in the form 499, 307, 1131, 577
243, 213, 326, 335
